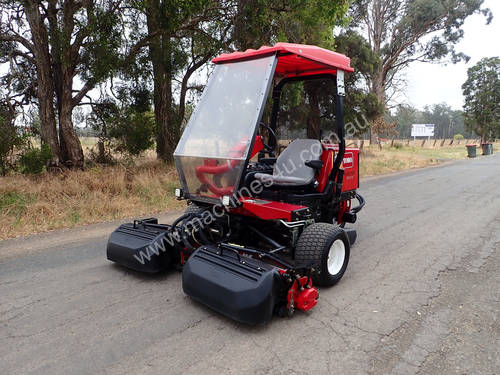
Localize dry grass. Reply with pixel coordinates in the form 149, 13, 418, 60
359, 142, 498, 177
0, 161, 184, 239
80, 136, 99, 154
0, 139, 498, 239
360, 147, 440, 177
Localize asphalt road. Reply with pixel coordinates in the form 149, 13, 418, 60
1, 155, 499, 375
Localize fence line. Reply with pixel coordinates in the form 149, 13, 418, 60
344, 138, 492, 148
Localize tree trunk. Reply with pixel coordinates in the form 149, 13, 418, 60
58, 100, 84, 168
47, 0, 84, 169
24, 1, 61, 164
153, 68, 177, 161
153, 81, 175, 162
305, 82, 321, 140
26, 0, 83, 168
146, 5, 177, 162
97, 140, 106, 163
54, 52, 84, 168
152, 67, 177, 162
370, 69, 386, 144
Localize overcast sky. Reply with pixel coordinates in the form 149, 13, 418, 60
405, 0, 500, 111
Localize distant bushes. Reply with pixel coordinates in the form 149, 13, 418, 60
1, 110, 54, 175
19, 143, 53, 174
454, 134, 464, 140
1, 103, 56, 176
108, 111, 156, 157
86, 90, 156, 163
0, 105, 24, 176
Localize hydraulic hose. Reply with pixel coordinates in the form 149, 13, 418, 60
180, 215, 196, 251
170, 213, 193, 233
177, 212, 211, 250
350, 193, 365, 214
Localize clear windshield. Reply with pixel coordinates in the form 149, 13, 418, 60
174, 55, 276, 201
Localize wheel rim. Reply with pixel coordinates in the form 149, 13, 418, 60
327, 239, 345, 275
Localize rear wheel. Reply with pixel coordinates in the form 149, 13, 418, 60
295, 223, 350, 287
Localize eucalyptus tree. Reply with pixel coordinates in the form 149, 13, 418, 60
119, 0, 350, 158
121, 0, 234, 162
335, 31, 383, 136
349, 0, 492, 139
462, 57, 500, 142
0, 0, 123, 168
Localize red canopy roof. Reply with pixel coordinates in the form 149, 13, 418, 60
212, 42, 353, 78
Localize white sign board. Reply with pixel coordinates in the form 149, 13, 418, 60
411, 124, 435, 137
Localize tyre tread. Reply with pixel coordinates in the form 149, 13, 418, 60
295, 223, 348, 286
184, 203, 207, 216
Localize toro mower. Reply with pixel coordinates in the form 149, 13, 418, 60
107, 43, 365, 325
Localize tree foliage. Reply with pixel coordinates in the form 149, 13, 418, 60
350, 0, 491, 99
0, 0, 493, 169
119, 0, 234, 162
462, 57, 500, 142
86, 87, 156, 160
346, 0, 491, 141
335, 31, 383, 134
19, 143, 52, 174
233, 0, 350, 139
233, 0, 349, 49
387, 103, 469, 139
0, 0, 124, 168
109, 111, 156, 157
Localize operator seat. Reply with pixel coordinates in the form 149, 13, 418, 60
254, 139, 322, 187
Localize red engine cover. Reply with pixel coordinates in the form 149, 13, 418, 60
319, 144, 359, 192
341, 148, 360, 192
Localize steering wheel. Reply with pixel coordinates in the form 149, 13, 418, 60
258, 122, 277, 154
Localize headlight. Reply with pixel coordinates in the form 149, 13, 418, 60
175, 188, 183, 198
222, 195, 231, 206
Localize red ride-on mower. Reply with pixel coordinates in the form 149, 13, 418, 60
107, 43, 365, 325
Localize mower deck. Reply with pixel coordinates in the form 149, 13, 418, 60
183, 245, 283, 325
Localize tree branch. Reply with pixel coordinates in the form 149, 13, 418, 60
72, 82, 94, 107
0, 34, 35, 53
9, 49, 36, 65
125, 29, 162, 59
178, 51, 214, 122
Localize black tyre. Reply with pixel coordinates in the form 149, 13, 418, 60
295, 223, 350, 287
184, 203, 208, 216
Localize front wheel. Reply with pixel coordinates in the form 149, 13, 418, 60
295, 223, 350, 287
